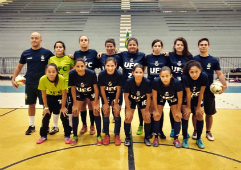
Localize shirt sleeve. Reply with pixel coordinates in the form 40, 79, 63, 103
68, 72, 75, 86
117, 72, 123, 86
175, 79, 183, 92
146, 80, 152, 94
182, 75, 190, 88
38, 76, 46, 90
60, 76, 66, 90
152, 79, 158, 91
92, 72, 97, 84
214, 59, 221, 71
124, 80, 130, 93
19, 52, 27, 64
98, 73, 103, 86
201, 73, 209, 87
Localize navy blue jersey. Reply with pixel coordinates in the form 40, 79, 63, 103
69, 69, 97, 95
124, 77, 151, 102
99, 54, 121, 70
168, 52, 193, 81
98, 69, 122, 95
182, 72, 208, 99
152, 77, 183, 100
118, 51, 145, 86
19, 47, 54, 85
144, 54, 168, 81
193, 54, 221, 87
73, 49, 99, 70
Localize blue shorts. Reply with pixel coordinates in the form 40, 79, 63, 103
101, 92, 123, 106
76, 92, 95, 101
129, 99, 146, 109
157, 97, 178, 106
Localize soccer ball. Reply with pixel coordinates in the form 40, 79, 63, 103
15, 75, 26, 86
210, 82, 223, 94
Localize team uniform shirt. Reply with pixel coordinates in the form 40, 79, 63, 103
193, 54, 221, 93
98, 69, 123, 105
182, 72, 209, 106
48, 55, 74, 89
152, 77, 183, 106
74, 49, 99, 70
124, 77, 151, 109
19, 47, 54, 85
99, 54, 121, 70
168, 52, 193, 81
118, 51, 145, 86
68, 69, 97, 101
144, 54, 168, 81
38, 75, 66, 96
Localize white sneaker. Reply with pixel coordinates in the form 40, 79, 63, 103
192, 131, 197, 140
206, 132, 215, 141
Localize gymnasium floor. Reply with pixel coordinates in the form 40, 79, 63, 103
0, 81, 241, 170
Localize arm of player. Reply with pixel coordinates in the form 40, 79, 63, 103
113, 86, 122, 114
215, 70, 227, 93
176, 91, 183, 121
183, 87, 192, 116
144, 93, 151, 122
196, 86, 206, 117
100, 86, 110, 114
60, 89, 68, 117
152, 89, 160, 119
41, 90, 50, 117
93, 84, 100, 113
12, 63, 24, 89
71, 86, 78, 116
124, 93, 132, 120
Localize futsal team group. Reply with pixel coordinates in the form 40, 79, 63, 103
11, 32, 228, 149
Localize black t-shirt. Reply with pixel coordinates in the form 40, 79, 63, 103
182, 72, 209, 98
73, 49, 99, 70
19, 47, 54, 85
98, 69, 122, 95
68, 68, 97, 95
168, 52, 193, 81
124, 77, 151, 102
144, 54, 168, 81
152, 77, 183, 100
99, 54, 121, 70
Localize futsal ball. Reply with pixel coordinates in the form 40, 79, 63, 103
210, 82, 223, 94
15, 75, 26, 86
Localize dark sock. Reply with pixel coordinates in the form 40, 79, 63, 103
73, 116, 79, 136
144, 123, 151, 139
153, 120, 160, 139
114, 117, 121, 135
103, 117, 109, 135
124, 122, 131, 138
174, 121, 181, 140
197, 120, 204, 140
138, 108, 143, 126
182, 119, 188, 139
159, 112, 164, 133
89, 110, 95, 126
206, 130, 210, 133
80, 111, 87, 126
170, 110, 174, 129
94, 115, 101, 137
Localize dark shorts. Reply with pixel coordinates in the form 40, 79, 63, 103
101, 92, 123, 106
25, 84, 43, 105
157, 97, 178, 106
76, 92, 95, 101
129, 99, 146, 109
47, 95, 63, 115
204, 91, 216, 115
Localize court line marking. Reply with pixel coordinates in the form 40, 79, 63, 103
128, 131, 135, 170
1, 142, 241, 170
0, 108, 17, 117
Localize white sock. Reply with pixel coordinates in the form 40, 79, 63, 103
29, 116, 35, 127
53, 114, 59, 127
68, 114, 73, 127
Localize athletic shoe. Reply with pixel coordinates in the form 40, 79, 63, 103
25, 126, 36, 135
36, 137, 47, 144
196, 139, 205, 149
70, 136, 78, 146
49, 127, 59, 135
124, 138, 131, 146
115, 135, 121, 146
103, 135, 110, 145
144, 138, 152, 146
206, 132, 215, 141
65, 137, 71, 144
173, 139, 181, 148
170, 129, 174, 138
110, 114, 115, 123
160, 131, 166, 139
187, 133, 190, 138
80, 125, 87, 134
182, 139, 189, 148
192, 131, 197, 140
136, 126, 143, 135
153, 138, 159, 147
97, 136, 103, 146
90, 125, 95, 135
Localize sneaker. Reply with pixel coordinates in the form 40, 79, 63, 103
144, 138, 152, 146
90, 125, 95, 135
103, 135, 110, 145
153, 138, 159, 147
187, 133, 190, 138
173, 139, 181, 148
182, 139, 189, 148
25, 126, 35, 135
49, 127, 59, 135
70, 136, 78, 146
196, 139, 205, 149
115, 135, 121, 146
124, 138, 131, 146
160, 131, 166, 139
36, 137, 47, 144
206, 132, 215, 141
80, 125, 87, 134
110, 114, 115, 123
97, 136, 103, 146
170, 129, 174, 138
192, 131, 197, 140
65, 137, 71, 144
136, 126, 143, 135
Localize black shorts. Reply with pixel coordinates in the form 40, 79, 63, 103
183, 96, 204, 107
47, 95, 63, 115
101, 93, 123, 106
25, 84, 43, 105
157, 97, 178, 106
129, 99, 146, 109
203, 91, 216, 115
76, 92, 95, 101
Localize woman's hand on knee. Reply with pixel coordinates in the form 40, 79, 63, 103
153, 110, 161, 121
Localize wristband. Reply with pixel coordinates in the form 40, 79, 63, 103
44, 107, 49, 110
